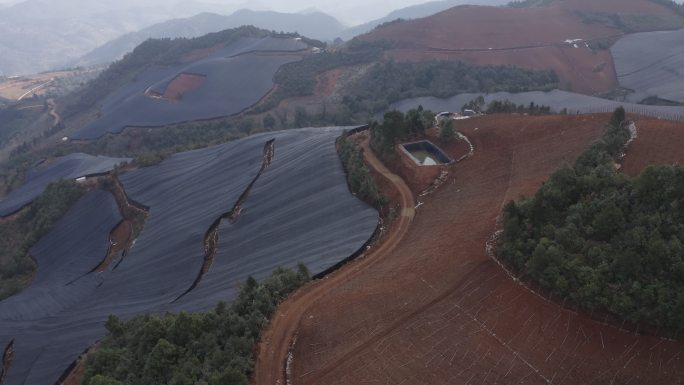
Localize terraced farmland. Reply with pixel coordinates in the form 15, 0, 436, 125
0, 127, 377, 385
612, 28, 684, 104
0, 190, 121, 384
0, 153, 130, 217
388, 90, 684, 121
72, 37, 307, 140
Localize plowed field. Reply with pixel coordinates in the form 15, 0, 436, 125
622, 118, 684, 176
161, 73, 207, 101
274, 114, 684, 384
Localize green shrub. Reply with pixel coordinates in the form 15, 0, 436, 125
84, 266, 310, 385
0, 179, 86, 300
501, 108, 684, 336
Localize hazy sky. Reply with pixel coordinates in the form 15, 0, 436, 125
228, 0, 462, 24
6, 0, 683, 25
195, 0, 483, 25
0, 0, 495, 25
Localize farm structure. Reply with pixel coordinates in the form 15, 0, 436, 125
400, 140, 452, 166
393, 140, 454, 193
0, 127, 378, 385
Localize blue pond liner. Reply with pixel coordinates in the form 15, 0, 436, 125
401, 140, 453, 165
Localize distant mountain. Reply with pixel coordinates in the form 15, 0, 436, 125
339, 0, 509, 40
76, 9, 345, 67
0, 0, 233, 76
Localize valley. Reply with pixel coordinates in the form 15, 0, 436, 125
0, 0, 683, 384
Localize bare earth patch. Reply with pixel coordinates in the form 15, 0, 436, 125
286, 114, 684, 385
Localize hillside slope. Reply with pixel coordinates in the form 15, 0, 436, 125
611, 28, 684, 104
357, 0, 684, 94
0, 127, 378, 385
71, 35, 308, 140
285, 114, 684, 385
338, 0, 508, 40
76, 10, 345, 67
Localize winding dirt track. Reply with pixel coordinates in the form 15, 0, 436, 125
46, 98, 61, 128
253, 138, 415, 385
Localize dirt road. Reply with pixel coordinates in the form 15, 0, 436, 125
47, 98, 61, 128
253, 138, 415, 385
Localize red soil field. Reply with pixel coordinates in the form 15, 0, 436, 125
314, 68, 344, 98
161, 73, 207, 101
361, 6, 617, 50
285, 114, 684, 385
621, 118, 684, 176
358, 0, 683, 95
181, 44, 224, 62
554, 0, 678, 14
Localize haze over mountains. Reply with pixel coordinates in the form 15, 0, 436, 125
75, 10, 346, 67
338, 0, 508, 39
1, 0, 510, 75
0, 0, 231, 75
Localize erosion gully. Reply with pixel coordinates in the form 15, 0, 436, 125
22, 140, 276, 384
174, 139, 275, 302
1, 339, 14, 385
64, 174, 149, 286
99, 175, 149, 272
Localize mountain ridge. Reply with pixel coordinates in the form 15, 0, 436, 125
75, 10, 345, 68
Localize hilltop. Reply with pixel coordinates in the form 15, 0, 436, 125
356, 0, 684, 94
338, 0, 508, 40
75, 10, 346, 67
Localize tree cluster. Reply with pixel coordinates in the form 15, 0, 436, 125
256, 49, 383, 113
337, 135, 386, 208
485, 100, 552, 115
438, 119, 456, 144
342, 60, 558, 115
83, 265, 310, 385
462, 95, 486, 113
501, 108, 684, 335
0, 180, 86, 300
369, 107, 436, 157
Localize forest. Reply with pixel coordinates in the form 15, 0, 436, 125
462, 96, 552, 115
369, 107, 436, 157
501, 108, 684, 335
337, 134, 386, 208
255, 44, 384, 113
83, 266, 310, 385
0, 180, 85, 300
343, 60, 558, 115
